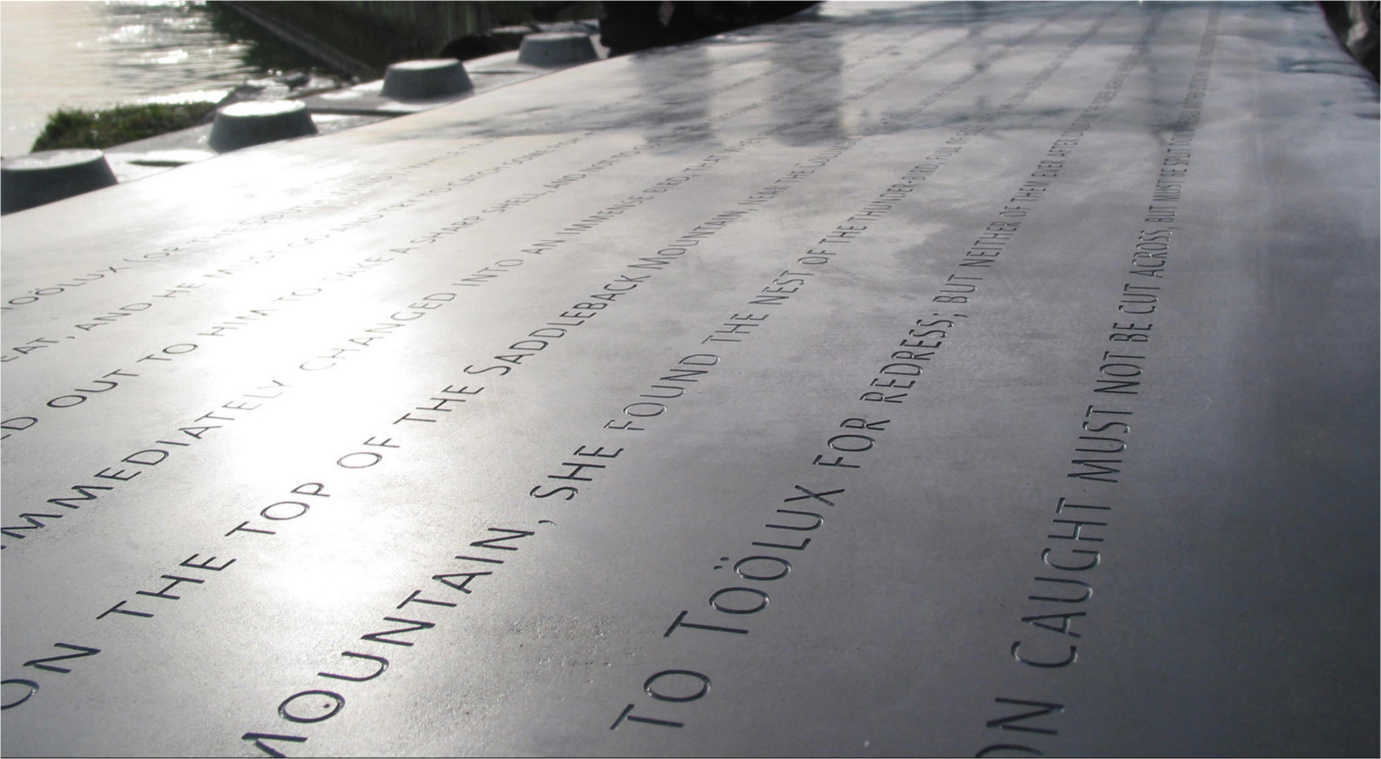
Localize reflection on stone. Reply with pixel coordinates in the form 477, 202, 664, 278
0, 2, 1376, 757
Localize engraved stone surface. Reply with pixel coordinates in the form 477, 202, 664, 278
1, 3, 1376, 757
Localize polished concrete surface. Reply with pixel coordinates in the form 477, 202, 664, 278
2, 2, 1377, 756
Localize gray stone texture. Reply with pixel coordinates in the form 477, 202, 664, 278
1, 3, 1376, 756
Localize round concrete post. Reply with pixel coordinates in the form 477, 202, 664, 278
1, 149, 117, 214
518, 32, 598, 66
208, 100, 318, 153
381, 59, 474, 99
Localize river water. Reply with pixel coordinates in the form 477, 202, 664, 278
1, 1, 310, 157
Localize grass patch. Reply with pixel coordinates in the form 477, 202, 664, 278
31, 102, 219, 152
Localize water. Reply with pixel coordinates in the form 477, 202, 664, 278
1, 1, 315, 156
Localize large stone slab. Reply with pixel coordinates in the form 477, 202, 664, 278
2, 2, 1376, 756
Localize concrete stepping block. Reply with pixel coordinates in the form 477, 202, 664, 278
381, 59, 474, 100
207, 100, 317, 152
518, 32, 599, 66
0, 149, 116, 214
